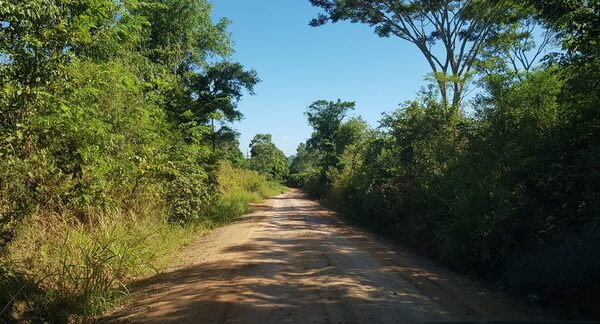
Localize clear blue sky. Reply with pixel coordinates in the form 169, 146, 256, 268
211, 0, 430, 156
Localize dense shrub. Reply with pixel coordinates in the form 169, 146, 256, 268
0, 162, 284, 322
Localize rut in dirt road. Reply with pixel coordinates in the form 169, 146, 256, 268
103, 189, 547, 323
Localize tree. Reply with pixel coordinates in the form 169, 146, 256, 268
0, 0, 136, 131
173, 61, 259, 149
135, 0, 232, 74
309, 0, 520, 111
289, 142, 320, 191
249, 133, 273, 148
526, 0, 599, 61
495, 19, 553, 74
189, 62, 260, 123
248, 134, 289, 181
305, 99, 355, 172
213, 126, 246, 166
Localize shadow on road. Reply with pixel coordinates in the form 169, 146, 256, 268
102, 190, 542, 323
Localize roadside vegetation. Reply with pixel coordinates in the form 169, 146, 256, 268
0, 0, 286, 322
292, 0, 600, 318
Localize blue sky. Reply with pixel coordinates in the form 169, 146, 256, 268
211, 0, 430, 156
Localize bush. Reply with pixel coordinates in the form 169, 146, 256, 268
165, 164, 215, 226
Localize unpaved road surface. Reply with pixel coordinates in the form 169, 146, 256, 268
104, 189, 548, 323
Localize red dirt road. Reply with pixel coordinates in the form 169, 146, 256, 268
103, 189, 547, 323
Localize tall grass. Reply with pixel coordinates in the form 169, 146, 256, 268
209, 161, 286, 225
1, 209, 193, 322
0, 162, 286, 323
217, 161, 286, 201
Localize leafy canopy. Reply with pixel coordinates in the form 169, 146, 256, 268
248, 134, 289, 181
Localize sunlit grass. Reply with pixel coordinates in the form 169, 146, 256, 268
0, 162, 286, 322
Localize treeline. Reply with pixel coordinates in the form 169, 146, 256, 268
0, 0, 286, 321
292, 0, 600, 317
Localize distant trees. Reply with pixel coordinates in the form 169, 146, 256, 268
290, 100, 371, 196
289, 142, 320, 193
248, 134, 289, 181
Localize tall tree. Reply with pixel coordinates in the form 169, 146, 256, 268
309, 0, 518, 111
478, 20, 554, 79
135, 0, 232, 74
212, 126, 246, 166
305, 99, 355, 173
168, 61, 258, 148
190, 62, 260, 123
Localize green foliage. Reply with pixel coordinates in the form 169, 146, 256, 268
165, 162, 214, 226
135, 0, 232, 73
248, 134, 289, 181
292, 25, 600, 316
1, 208, 194, 322
201, 161, 286, 228
0, 0, 258, 245
305, 99, 355, 173
288, 142, 321, 193
296, 2, 600, 316
290, 99, 359, 196
216, 161, 286, 209
309, 0, 531, 109
212, 126, 247, 166
0, 163, 284, 322
187, 62, 260, 123
0, 0, 273, 321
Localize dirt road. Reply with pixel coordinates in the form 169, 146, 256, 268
104, 189, 547, 323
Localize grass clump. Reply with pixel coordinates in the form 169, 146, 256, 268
1, 209, 193, 322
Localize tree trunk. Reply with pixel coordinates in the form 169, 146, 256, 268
438, 79, 449, 111
211, 118, 216, 152
451, 82, 463, 116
